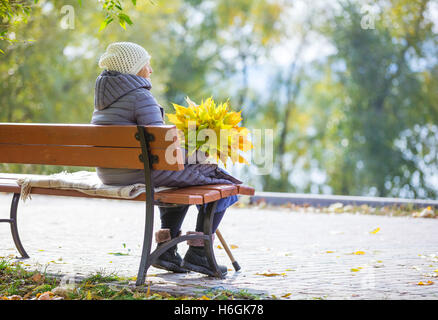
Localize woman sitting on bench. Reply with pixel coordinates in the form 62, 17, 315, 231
91, 42, 241, 277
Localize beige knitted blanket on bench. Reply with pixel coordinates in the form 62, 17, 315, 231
2, 171, 170, 201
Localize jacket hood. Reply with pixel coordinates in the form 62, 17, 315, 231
94, 70, 152, 110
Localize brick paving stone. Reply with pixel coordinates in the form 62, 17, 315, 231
0, 193, 437, 299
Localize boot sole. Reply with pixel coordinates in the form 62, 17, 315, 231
153, 260, 190, 273
181, 260, 227, 277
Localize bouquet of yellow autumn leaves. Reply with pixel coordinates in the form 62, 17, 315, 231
167, 97, 253, 167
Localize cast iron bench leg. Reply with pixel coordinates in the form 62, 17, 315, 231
135, 200, 155, 286
0, 193, 29, 259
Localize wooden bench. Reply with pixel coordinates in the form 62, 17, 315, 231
0, 123, 254, 286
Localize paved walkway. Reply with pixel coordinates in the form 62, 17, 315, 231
0, 193, 437, 300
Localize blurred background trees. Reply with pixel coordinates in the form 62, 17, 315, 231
1, 0, 437, 199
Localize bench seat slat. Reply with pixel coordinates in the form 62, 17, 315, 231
0, 180, 21, 193
237, 185, 255, 196
154, 187, 222, 203
0, 181, 203, 204
0, 180, 254, 205
154, 192, 205, 205
188, 184, 239, 198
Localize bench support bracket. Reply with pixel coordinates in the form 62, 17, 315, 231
134, 126, 224, 285
202, 200, 224, 278
135, 200, 223, 285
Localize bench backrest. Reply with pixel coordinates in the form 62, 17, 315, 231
0, 123, 185, 171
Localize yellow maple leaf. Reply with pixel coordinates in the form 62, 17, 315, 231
256, 272, 286, 277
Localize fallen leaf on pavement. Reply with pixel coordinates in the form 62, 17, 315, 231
37, 292, 61, 300
417, 280, 434, 286
370, 227, 380, 234
108, 252, 129, 256
256, 272, 286, 277
31, 273, 43, 283
146, 281, 151, 297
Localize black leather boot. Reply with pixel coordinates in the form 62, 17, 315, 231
181, 231, 227, 277
152, 229, 189, 273
182, 246, 228, 277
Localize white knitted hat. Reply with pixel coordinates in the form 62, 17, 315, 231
98, 42, 151, 75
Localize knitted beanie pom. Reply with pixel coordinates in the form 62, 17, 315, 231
98, 42, 151, 75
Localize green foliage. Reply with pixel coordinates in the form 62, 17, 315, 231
0, 0, 153, 51
0, 0, 38, 51
309, 0, 438, 198
81, 271, 120, 284
99, 0, 143, 30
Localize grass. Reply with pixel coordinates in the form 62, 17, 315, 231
0, 258, 58, 299
201, 287, 263, 300
0, 258, 263, 300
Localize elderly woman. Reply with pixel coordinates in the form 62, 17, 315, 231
91, 42, 241, 277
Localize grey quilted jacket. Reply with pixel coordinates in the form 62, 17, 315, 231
91, 70, 242, 187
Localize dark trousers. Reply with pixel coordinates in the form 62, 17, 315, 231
159, 205, 226, 239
